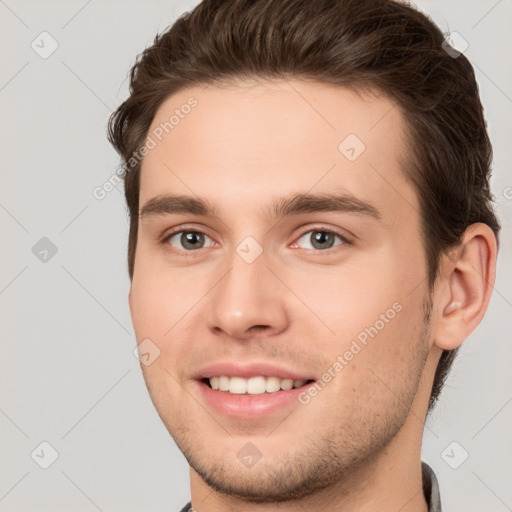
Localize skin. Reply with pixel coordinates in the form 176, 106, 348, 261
129, 79, 497, 512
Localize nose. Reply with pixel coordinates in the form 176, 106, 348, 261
205, 248, 289, 341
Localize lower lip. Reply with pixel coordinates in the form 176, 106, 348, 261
194, 379, 313, 419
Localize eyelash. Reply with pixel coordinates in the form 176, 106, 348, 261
161, 225, 351, 255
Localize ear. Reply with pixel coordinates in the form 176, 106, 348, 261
433, 223, 497, 351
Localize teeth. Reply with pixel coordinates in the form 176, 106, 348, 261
265, 376, 281, 393
207, 376, 309, 395
229, 376, 247, 394
247, 376, 266, 394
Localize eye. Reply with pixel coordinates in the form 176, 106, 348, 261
166, 230, 215, 251
293, 229, 348, 251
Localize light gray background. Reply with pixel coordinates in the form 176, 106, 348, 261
0, 1, 511, 511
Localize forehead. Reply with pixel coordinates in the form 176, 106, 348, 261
139, 79, 418, 222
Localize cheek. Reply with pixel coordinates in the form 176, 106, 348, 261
284, 254, 405, 332
129, 261, 211, 392
129, 276, 163, 337
130, 271, 193, 414
130, 251, 207, 337
284, 245, 426, 365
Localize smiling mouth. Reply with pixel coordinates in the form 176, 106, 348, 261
201, 376, 315, 395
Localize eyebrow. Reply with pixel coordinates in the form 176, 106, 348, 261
139, 191, 382, 221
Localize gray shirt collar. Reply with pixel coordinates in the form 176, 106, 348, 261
422, 461, 442, 512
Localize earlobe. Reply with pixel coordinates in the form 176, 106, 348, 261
433, 223, 497, 351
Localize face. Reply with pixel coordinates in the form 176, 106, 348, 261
130, 79, 435, 502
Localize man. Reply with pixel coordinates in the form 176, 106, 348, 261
108, 0, 500, 510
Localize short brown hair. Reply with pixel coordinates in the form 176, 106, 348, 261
107, 0, 500, 411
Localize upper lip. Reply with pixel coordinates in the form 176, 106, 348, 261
194, 361, 316, 381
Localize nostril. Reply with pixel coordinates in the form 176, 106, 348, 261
248, 326, 271, 334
